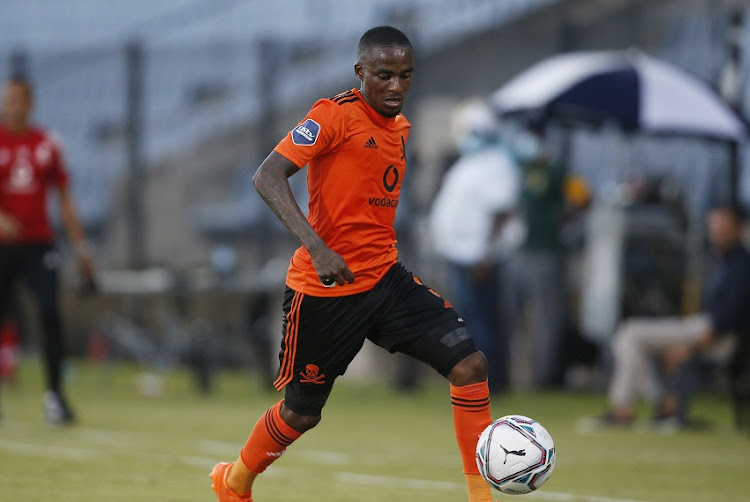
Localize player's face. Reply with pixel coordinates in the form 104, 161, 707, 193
355, 45, 414, 118
2, 82, 32, 130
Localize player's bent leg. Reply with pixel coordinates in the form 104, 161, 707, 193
279, 403, 321, 431
448, 350, 488, 386
371, 271, 494, 501
386, 322, 493, 500
212, 400, 315, 501
449, 351, 493, 502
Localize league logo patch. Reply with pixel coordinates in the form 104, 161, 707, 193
292, 119, 320, 146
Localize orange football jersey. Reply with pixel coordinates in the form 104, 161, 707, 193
274, 88, 411, 297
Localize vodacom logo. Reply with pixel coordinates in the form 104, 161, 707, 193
383, 165, 399, 192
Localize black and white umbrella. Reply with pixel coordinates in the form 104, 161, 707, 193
491, 49, 747, 142
493, 50, 749, 343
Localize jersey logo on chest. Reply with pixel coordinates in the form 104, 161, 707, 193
4, 146, 39, 192
363, 137, 378, 149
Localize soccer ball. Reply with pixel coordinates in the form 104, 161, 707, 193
475, 415, 556, 495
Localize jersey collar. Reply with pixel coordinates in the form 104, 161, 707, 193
352, 88, 406, 129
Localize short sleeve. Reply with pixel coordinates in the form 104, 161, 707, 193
274, 99, 346, 168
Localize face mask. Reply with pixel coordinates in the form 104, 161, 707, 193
458, 134, 486, 155
511, 130, 542, 164
458, 129, 502, 155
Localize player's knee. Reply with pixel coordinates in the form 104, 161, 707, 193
448, 350, 488, 386
291, 414, 321, 433
280, 405, 321, 433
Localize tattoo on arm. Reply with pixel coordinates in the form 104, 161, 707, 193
252, 152, 324, 252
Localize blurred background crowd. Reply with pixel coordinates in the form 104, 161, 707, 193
1, 0, 749, 431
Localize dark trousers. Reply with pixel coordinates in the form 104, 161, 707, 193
0, 243, 64, 393
449, 262, 508, 393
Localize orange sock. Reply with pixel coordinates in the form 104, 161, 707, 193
451, 380, 492, 502
465, 472, 491, 502
240, 400, 303, 474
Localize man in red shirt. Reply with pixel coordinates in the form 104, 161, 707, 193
210, 26, 494, 502
0, 76, 96, 425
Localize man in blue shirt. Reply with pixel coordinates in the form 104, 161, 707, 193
596, 204, 750, 428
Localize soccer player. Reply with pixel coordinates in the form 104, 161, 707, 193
209, 26, 494, 502
0, 76, 96, 424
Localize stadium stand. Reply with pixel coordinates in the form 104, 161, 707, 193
0, 0, 559, 234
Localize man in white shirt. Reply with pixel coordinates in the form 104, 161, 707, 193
429, 100, 520, 393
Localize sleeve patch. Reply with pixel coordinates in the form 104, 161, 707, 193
292, 119, 321, 146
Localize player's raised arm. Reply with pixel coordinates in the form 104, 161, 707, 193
252, 151, 354, 286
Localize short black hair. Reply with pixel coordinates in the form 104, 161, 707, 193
357, 26, 412, 63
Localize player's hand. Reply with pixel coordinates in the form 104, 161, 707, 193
0, 214, 21, 241
75, 243, 99, 295
308, 243, 355, 287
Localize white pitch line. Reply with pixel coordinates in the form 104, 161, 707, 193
297, 449, 351, 466
0, 438, 224, 470
335, 471, 464, 492
335, 471, 651, 502
0, 439, 99, 460
195, 439, 239, 456
138, 452, 220, 469
75, 427, 134, 446
527, 491, 652, 502
1, 431, 653, 502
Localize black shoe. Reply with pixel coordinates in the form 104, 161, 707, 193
43, 391, 76, 426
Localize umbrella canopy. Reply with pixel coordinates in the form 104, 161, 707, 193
491, 49, 747, 142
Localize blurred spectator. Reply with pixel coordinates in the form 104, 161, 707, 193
429, 99, 520, 394
504, 123, 590, 389
595, 204, 750, 429
243, 292, 275, 390
0, 76, 97, 425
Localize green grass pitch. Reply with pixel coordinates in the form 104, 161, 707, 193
1, 359, 748, 501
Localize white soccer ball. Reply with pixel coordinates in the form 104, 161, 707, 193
475, 415, 556, 495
